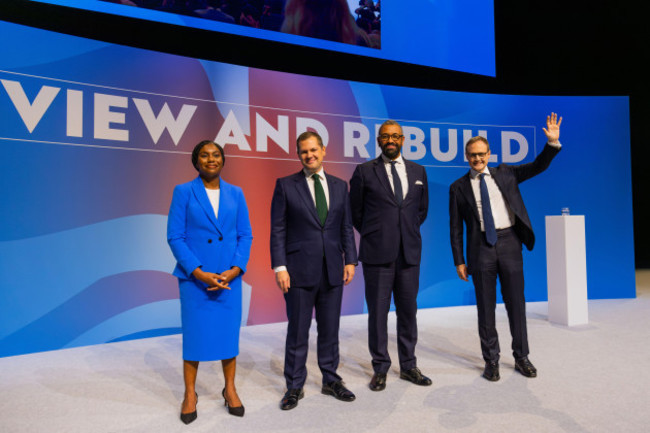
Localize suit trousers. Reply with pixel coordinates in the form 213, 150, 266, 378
363, 246, 419, 374
471, 227, 529, 362
283, 260, 343, 389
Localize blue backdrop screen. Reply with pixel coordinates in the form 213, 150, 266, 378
0, 21, 633, 357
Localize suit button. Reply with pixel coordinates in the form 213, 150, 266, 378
208, 239, 212, 243
219, 236, 223, 241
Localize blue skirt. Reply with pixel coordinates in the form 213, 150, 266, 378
178, 276, 242, 361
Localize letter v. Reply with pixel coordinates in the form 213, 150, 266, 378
1, 79, 60, 133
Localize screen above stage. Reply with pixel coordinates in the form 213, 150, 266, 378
29, 0, 496, 77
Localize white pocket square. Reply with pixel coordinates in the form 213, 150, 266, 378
415, 180, 424, 185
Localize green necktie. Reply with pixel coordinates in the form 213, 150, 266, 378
312, 173, 328, 226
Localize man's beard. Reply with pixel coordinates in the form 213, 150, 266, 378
381, 145, 400, 159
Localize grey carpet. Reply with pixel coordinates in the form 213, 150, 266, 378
1, 271, 649, 433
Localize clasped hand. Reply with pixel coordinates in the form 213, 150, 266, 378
192, 267, 241, 291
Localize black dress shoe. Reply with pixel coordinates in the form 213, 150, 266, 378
180, 392, 198, 425
222, 388, 245, 417
483, 361, 500, 382
399, 367, 432, 386
515, 357, 537, 378
322, 380, 355, 402
369, 373, 387, 391
280, 388, 304, 410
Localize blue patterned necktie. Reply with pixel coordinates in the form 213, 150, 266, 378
479, 173, 497, 246
390, 161, 403, 206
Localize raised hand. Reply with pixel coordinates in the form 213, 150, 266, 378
542, 112, 562, 144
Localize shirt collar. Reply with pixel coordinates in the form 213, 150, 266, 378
304, 167, 325, 180
381, 153, 404, 165
470, 167, 490, 179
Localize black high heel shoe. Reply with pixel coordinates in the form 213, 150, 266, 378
180, 392, 198, 425
222, 388, 245, 417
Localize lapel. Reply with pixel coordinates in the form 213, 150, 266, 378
293, 171, 321, 225
459, 172, 481, 223
191, 176, 224, 236
488, 166, 515, 214
372, 157, 398, 205
488, 166, 506, 195
402, 159, 418, 204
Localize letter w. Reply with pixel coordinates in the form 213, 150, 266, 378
133, 98, 197, 146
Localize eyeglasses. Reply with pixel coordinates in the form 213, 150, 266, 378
378, 133, 403, 142
467, 152, 488, 159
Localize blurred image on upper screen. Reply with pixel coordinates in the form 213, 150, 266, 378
30, 0, 495, 76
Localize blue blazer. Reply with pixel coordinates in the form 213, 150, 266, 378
167, 177, 253, 282
350, 157, 429, 266
449, 143, 561, 274
270, 171, 357, 288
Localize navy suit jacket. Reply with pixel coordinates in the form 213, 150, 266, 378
449, 143, 561, 274
349, 157, 429, 266
167, 177, 253, 282
270, 171, 357, 288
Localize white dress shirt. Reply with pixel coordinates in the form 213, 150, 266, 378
381, 154, 408, 199
469, 141, 562, 232
469, 168, 514, 232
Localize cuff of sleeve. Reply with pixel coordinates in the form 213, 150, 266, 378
274, 266, 288, 273
231, 265, 246, 275
547, 141, 562, 149
181, 259, 202, 277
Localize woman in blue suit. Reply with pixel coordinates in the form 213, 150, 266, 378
167, 140, 253, 423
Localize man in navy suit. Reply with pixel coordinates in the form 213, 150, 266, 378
270, 131, 358, 410
449, 113, 563, 381
350, 120, 431, 391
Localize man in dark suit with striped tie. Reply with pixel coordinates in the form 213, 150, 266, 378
270, 131, 358, 410
449, 113, 562, 381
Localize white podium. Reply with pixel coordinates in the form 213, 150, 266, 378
545, 215, 588, 326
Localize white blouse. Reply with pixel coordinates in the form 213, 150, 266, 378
205, 188, 220, 219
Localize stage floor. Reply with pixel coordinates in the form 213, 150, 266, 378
2, 271, 649, 433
